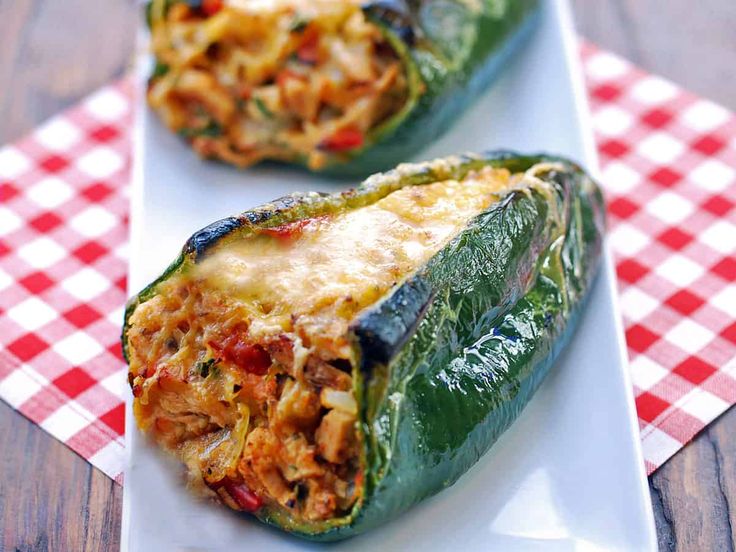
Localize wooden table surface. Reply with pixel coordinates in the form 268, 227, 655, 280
0, 1, 734, 550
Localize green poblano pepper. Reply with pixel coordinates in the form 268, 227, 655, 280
123, 151, 605, 540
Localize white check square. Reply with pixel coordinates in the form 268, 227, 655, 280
99, 370, 127, 400
601, 162, 641, 195
690, 159, 735, 192
665, 319, 714, 354
0, 369, 44, 409
629, 355, 669, 391
7, 297, 58, 331
40, 403, 92, 442
62, 268, 110, 301
619, 287, 660, 323
593, 106, 633, 136
89, 441, 125, 480
710, 286, 736, 318
106, 306, 125, 327
53, 331, 104, 365
0, 146, 31, 179
681, 100, 730, 132
26, 177, 74, 209
0, 207, 22, 235
637, 133, 685, 164
17, 237, 66, 269
654, 254, 705, 287
609, 224, 651, 257
85, 89, 129, 121
645, 191, 694, 224
678, 389, 729, 424
70, 206, 119, 238
642, 428, 683, 468
629, 76, 678, 105
585, 51, 629, 80
76, 147, 125, 179
699, 220, 736, 254
35, 117, 82, 152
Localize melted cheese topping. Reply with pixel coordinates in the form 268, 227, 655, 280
193, 167, 512, 342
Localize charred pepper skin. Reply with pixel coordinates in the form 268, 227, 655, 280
145, 0, 540, 176
122, 151, 605, 540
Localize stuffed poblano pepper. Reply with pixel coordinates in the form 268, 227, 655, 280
145, 0, 539, 175
123, 151, 604, 540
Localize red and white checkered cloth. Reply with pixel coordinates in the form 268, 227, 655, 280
581, 43, 736, 473
0, 45, 734, 482
0, 82, 132, 482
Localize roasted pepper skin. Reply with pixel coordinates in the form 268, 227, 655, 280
122, 151, 605, 540
146, 0, 540, 176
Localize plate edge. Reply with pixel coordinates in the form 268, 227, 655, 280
554, 0, 658, 549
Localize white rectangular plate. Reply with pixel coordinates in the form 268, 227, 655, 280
122, 0, 657, 549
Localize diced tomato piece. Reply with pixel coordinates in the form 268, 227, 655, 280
320, 127, 364, 152
132, 384, 143, 398
213, 336, 272, 375
296, 30, 319, 64
201, 0, 223, 16
145, 364, 156, 378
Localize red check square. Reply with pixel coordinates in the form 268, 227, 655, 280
40, 155, 70, 173
7, 334, 49, 362
673, 357, 718, 386
53, 368, 97, 399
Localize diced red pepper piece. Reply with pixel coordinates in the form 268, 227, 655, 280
260, 215, 327, 240
320, 127, 364, 152
207, 479, 263, 512
224, 480, 263, 512
201, 0, 223, 16
132, 384, 143, 398
261, 218, 311, 240
296, 30, 319, 64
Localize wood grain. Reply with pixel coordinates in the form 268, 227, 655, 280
0, 402, 123, 552
0, 1, 734, 550
572, 0, 736, 111
0, 0, 137, 144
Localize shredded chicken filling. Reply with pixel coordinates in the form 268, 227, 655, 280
127, 281, 364, 521
147, 0, 408, 170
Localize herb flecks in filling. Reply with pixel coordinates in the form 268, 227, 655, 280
126, 167, 513, 523
147, 0, 408, 170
